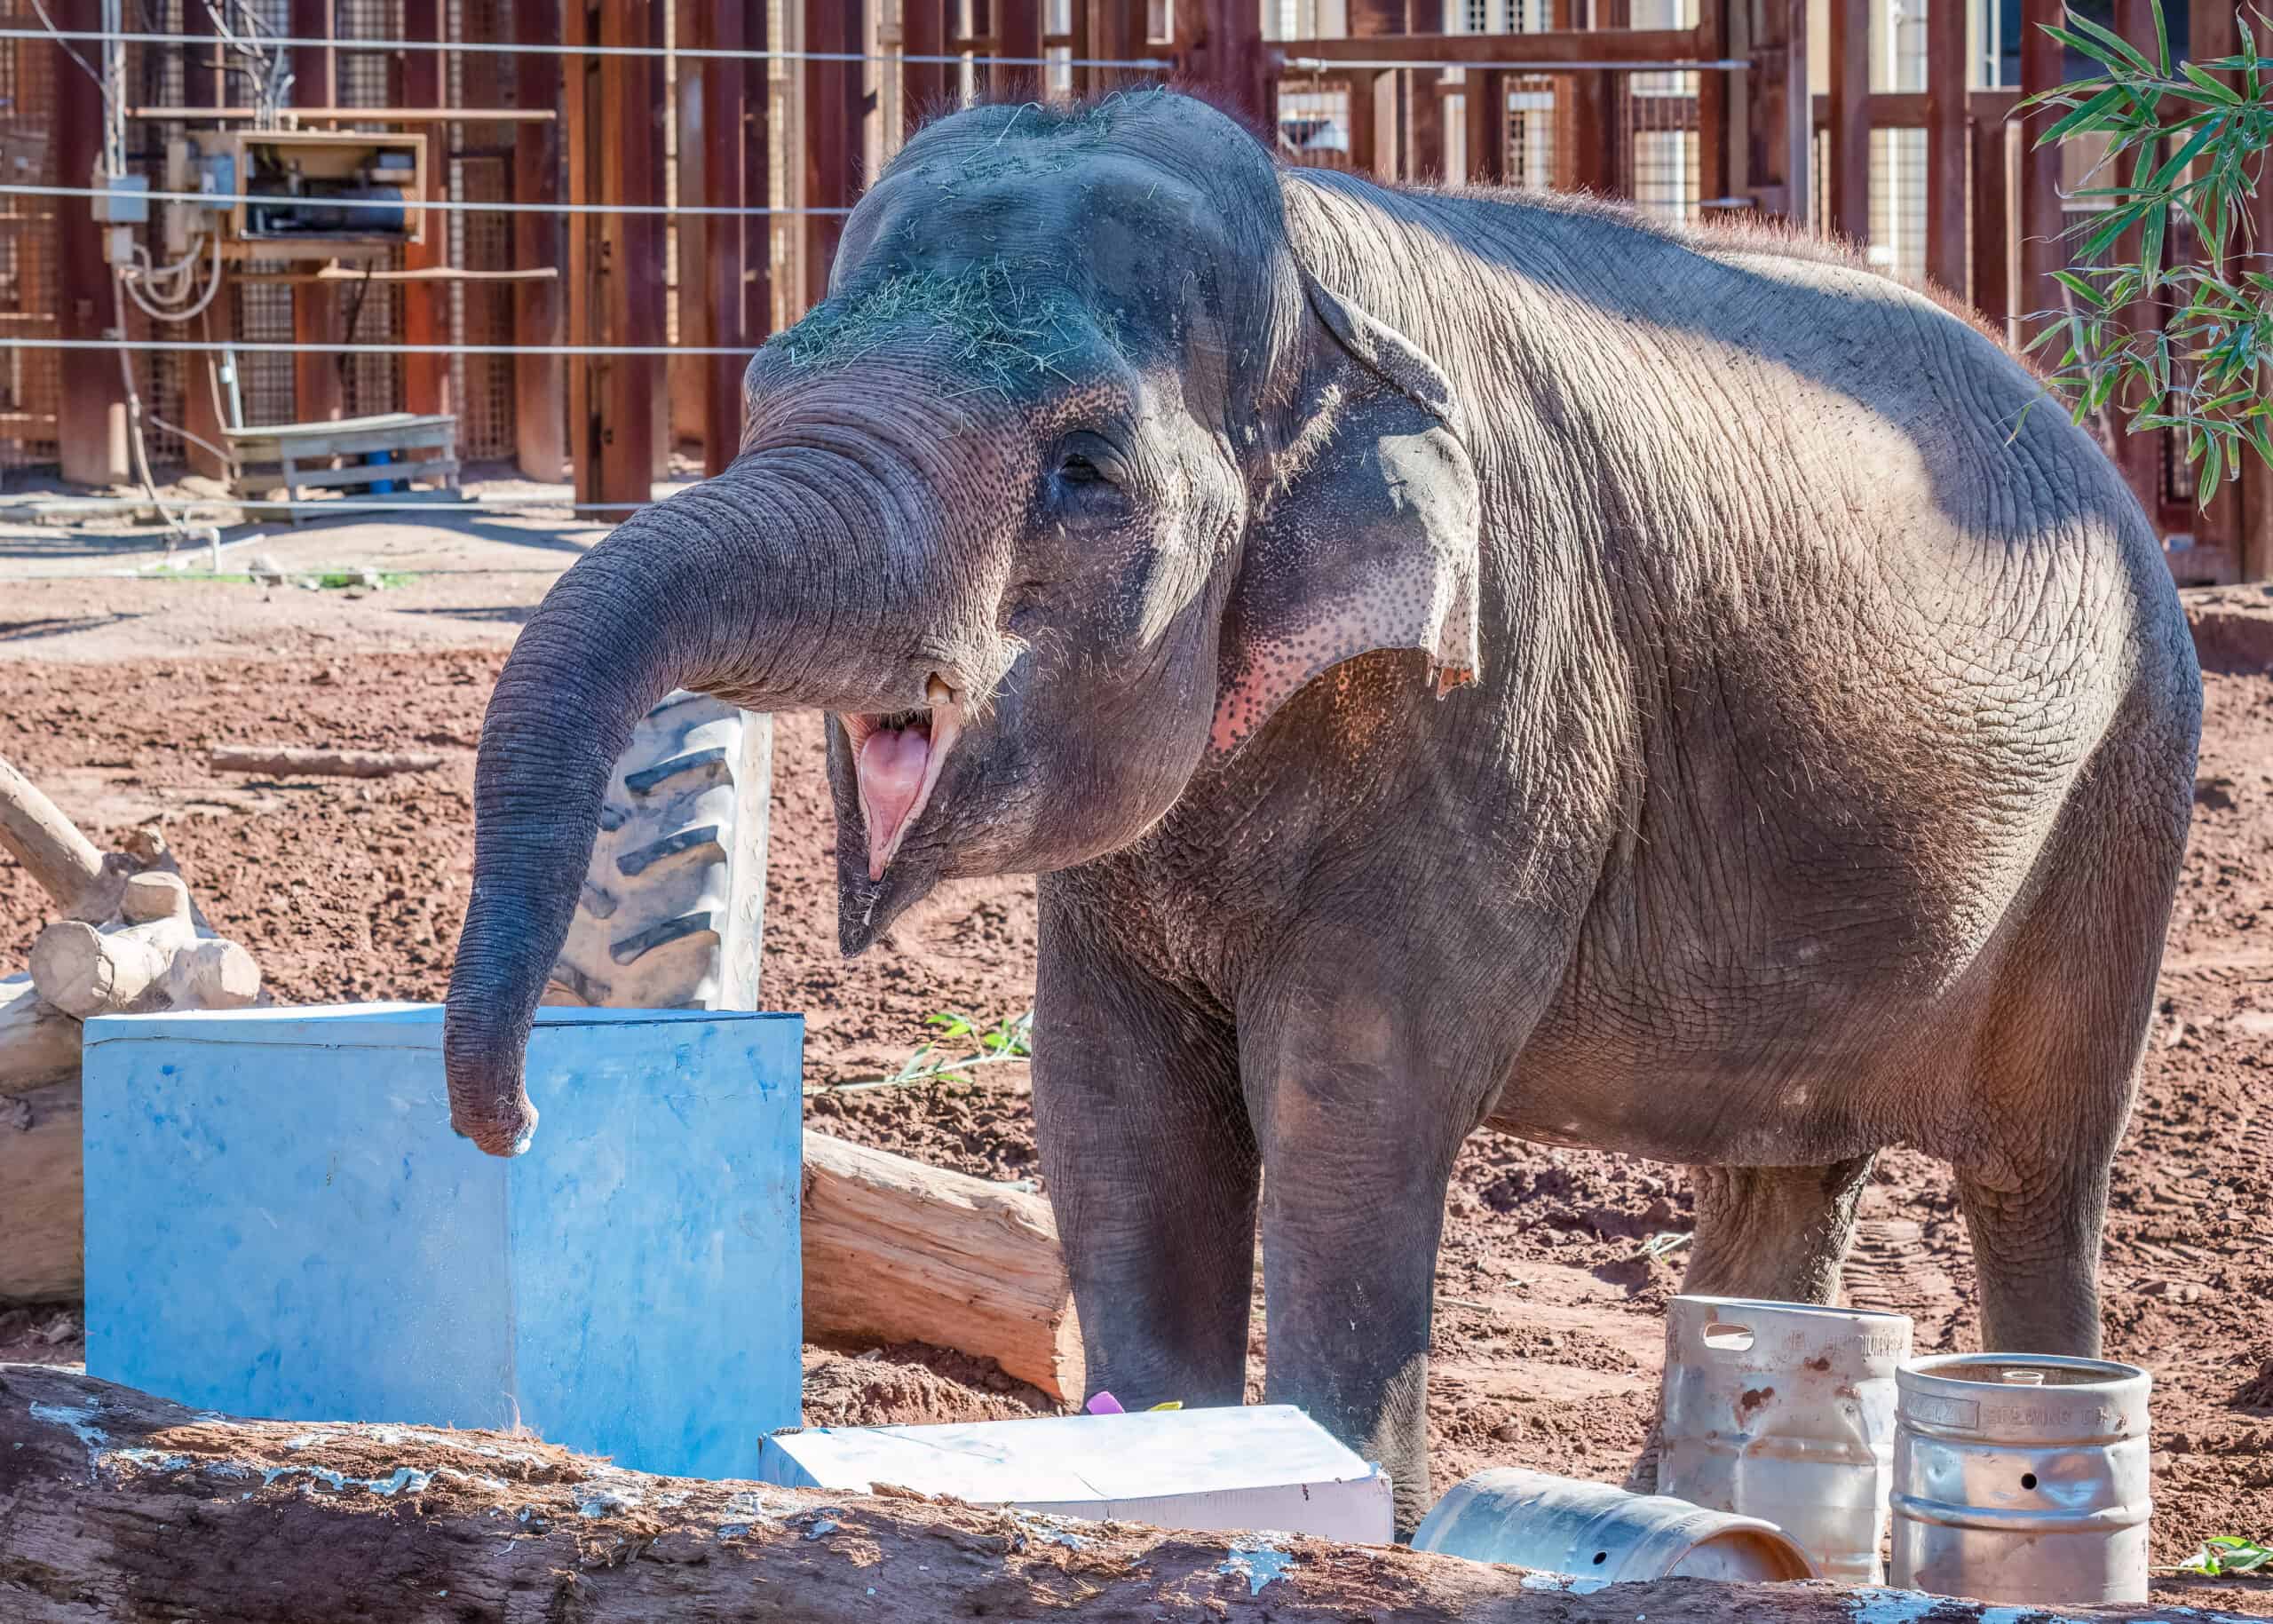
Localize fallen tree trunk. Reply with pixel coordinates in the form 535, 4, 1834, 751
0, 752, 106, 912
802, 1129, 1082, 1399
0, 1082, 82, 1301
0, 978, 81, 1097
0, 1367, 2238, 1624
210, 745, 443, 778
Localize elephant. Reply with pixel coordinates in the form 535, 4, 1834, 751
443, 89, 2201, 1530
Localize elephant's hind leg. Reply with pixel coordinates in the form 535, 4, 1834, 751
1951, 720, 2188, 1358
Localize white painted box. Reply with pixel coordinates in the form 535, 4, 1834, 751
758, 1404, 1394, 1542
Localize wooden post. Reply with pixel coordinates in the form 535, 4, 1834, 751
604, 0, 666, 511
905, 0, 951, 133
1084, 0, 1151, 99
1784, 0, 1811, 226
180, 1, 234, 479
804, 0, 865, 316
51, 0, 128, 486
2102, 0, 2162, 519
2016, 0, 2064, 348
679, 0, 755, 477
1970, 108, 2012, 337
1404, 0, 1443, 180
1698, 0, 1731, 202
1923, 0, 1967, 291
565, 0, 596, 503
1185, 0, 1267, 131
992, 0, 1042, 99
289, 0, 344, 426
1826, 0, 1870, 245
512, 0, 566, 481
400, 0, 449, 421
2196, 0, 2258, 576
742, 0, 775, 345
1465, 71, 1507, 183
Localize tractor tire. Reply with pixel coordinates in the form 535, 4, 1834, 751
543, 691, 771, 1012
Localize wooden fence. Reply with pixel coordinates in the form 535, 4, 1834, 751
12, 0, 2267, 580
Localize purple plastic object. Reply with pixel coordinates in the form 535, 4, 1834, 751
1086, 1391, 1124, 1415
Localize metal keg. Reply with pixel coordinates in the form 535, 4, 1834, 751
1412, 1467, 1819, 1581
1890, 1353, 2152, 1604
1659, 1295, 1913, 1582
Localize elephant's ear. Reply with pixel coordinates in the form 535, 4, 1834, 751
1208, 273, 1483, 763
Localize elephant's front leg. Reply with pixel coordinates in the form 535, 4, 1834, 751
1032, 907, 1258, 1410
1244, 974, 1488, 1537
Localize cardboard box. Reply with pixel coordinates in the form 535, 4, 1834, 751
758, 1404, 1394, 1541
83, 1002, 803, 1479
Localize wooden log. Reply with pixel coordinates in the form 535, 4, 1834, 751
0, 753, 105, 914
0, 979, 81, 1099
802, 1129, 1082, 1400
0, 1367, 2244, 1624
0, 1082, 82, 1303
210, 746, 445, 778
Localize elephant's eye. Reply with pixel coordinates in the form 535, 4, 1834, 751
1060, 453, 1104, 485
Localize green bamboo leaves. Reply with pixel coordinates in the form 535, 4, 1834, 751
2023, 1, 2273, 505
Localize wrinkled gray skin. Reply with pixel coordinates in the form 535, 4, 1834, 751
445, 91, 2199, 1530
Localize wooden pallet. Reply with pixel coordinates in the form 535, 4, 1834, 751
224, 411, 461, 524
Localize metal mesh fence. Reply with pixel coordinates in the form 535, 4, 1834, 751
337, 0, 404, 424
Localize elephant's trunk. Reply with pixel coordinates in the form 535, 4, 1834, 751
442, 439, 981, 1155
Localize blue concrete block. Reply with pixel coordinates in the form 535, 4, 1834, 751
83, 1002, 803, 1479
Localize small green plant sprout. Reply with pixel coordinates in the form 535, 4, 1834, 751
2176, 1534, 2273, 1576
807, 1009, 1035, 1096
2022, 0, 2273, 506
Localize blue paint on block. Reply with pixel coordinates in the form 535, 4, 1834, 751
83, 1002, 804, 1480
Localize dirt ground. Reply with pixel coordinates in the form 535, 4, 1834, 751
3, 508, 2270, 1609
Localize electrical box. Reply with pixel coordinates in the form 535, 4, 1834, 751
90, 169, 148, 224
188, 128, 428, 263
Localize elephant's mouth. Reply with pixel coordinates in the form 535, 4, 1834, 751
843, 682, 962, 880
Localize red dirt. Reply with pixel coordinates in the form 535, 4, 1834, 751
2, 577, 2269, 1611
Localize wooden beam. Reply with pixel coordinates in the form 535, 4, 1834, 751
2104, 0, 2163, 519
602, 0, 666, 509
180, 1, 232, 479
289, 0, 343, 428
2196, 0, 2256, 576
1826, 0, 1869, 244
1404, 1, 1443, 180
51, 0, 127, 486
565, 0, 594, 503
1698, 0, 1733, 203
1971, 112, 2013, 338
680, 0, 753, 477
1923, 0, 1967, 292
992, 0, 1042, 98
804, 0, 865, 317
2016, 0, 2065, 349
741, 0, 774, 347
399, 0, 448, 421
1783, 0, 1811, 226
1464, 70, 1507, 183
904, 0, 951, 135
1279, 28, 1707, 65
1185, 0, 1268, 130
1084, 0, 1151, 98
512, 0, 566, 482
1347, 0, 1401, 182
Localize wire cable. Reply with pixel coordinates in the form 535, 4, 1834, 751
1, 182, 852, 218
0, 27, 1174, 68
